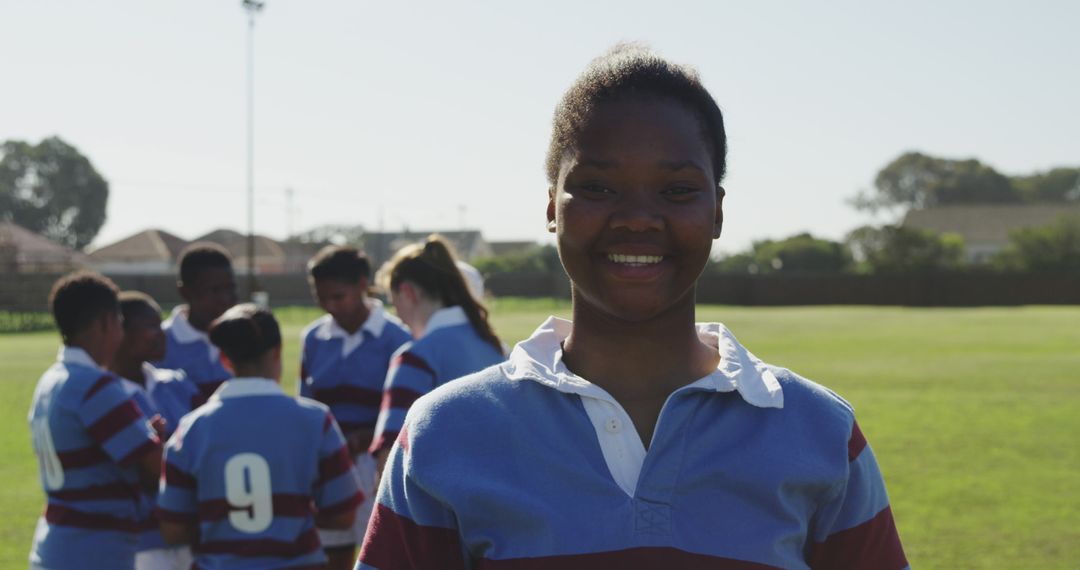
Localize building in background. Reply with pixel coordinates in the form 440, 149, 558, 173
361, 230, 492, 268
87, 228, 189, 275
0, 221, 90, 274
903, 204, 1080, 263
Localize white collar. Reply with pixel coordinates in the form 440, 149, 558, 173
210, 377, 285, 401
164, 305, 211, 345
423, 306, 469, 338
57, 346, 102, 371
502, 316, 784, 409
314, 299, 389, 341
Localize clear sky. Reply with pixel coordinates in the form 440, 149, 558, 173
3, 0, 1078, 255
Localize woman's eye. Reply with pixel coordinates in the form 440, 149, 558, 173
580, 183, 613, 195
663, 186, 700, 200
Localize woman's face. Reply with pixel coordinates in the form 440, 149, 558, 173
548, 97, 723, 323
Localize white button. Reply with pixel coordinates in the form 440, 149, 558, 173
605, 417, 621, 433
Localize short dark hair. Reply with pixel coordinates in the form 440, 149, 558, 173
208, 303, 281, 365
307, 245, 371, 284
178, 242, 233, 286
49, 271, 120, 342
545, 43, 727, 187
118, 291, 161, 327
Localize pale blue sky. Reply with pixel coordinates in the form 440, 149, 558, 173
3, 1, 1078, 254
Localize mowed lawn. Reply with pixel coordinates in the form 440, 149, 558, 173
1, 301, 1077, 568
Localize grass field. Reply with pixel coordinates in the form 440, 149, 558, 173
2, 300, 1078, 568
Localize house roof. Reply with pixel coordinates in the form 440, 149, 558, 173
0, 221, 90, 268
902, 204, 1080, 245
361, 230, 488, 265
88, 228, 189, 263
195, 229, 286, 261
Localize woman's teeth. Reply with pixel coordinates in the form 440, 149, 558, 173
608, 254, 663, 265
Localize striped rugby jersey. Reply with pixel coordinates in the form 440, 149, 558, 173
28, 347, 161, 570
157, 378, 364, 569
120, 364, 199, 552
369, 306, 505, 455
156, 306, 232, 401
299, 301, 411, 436
358, 317, 907, 570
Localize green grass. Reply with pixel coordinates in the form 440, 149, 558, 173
2, 302, 1078, 568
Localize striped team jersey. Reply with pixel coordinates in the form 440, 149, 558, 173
369, 306, 504, 454
359, 318, 908, 570
156, 306, 232, 401
158, 378, 364, 569
299, 301, 411, 435
28, 347, 161, 570
120, 364, 199, 552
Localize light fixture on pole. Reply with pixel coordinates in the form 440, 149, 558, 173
242, 0, 264, 300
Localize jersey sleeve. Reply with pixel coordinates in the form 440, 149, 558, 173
357, 423, 467, 570
807, 421, 908, 569
76, 375, 160, 465
369, 350, 435, 454
156, 418, 199, 525
314, 412, 364, 519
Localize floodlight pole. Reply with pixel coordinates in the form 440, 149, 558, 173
243, 0, 264, 300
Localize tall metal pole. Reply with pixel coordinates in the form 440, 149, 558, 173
243, 0, 264, 299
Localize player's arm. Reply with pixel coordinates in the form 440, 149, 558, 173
807, 421, 908, 569
368, 350, 436, 463
346, 427, 376, 456
314, 413, 364, 531
157, 418, 201, 547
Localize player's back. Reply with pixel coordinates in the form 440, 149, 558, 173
28, 349, 159, 570
159, 378, 360, 569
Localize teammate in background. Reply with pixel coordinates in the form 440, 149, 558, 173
300, 245, 411, 569
368, 235, 505, 471
358, 45, 907, 569
454, 259, 485, 301
110, 291, 199, 570
156, 242, 237, 401
157, 304, 363, 568
28, 272, 162, 570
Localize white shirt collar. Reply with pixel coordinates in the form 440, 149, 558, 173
423, 305, 469, 338
164, 305, 211, 345
502, 316, 784, 409
57, 346, 102, 371
313, 299, 390, 357
210, 377, 285, 401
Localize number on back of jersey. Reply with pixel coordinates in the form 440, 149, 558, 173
224, 453, 273, 533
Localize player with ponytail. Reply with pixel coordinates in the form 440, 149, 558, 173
368, 235, 505, 468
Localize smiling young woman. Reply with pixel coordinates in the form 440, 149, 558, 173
357, 44, 907, 570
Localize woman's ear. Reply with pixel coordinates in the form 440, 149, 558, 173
546, 187, 557, 233
220, 353, 235, 375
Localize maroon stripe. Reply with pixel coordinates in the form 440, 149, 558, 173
318, 491, 364, 519
319, 446, 354, 483
323, 414, 333, 433
45, 504, 139, 532
83, 374, 116, 402
848, 421, 868, 462
198, 494, 314, 522
155, 507, 198, 524
359, 503, 466, 570
477, 548, 778, 569
808, 505, 907, 570
312, 385, 382, 408
395, 352, 435, 376
165, 463, 197, 488
383, 387, 424, 412
118, 437, 161, 466
48, 482, 139, 502
57, 445, 110, 469
139, 510, 160, 531
87, 400, 144, 444
397, 425, 411, 453
199, 526, 321, 558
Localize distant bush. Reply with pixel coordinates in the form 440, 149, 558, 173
0, 312, 54, 334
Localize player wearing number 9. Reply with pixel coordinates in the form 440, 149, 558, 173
28, 272, 164, 570
157, 304, 364, 569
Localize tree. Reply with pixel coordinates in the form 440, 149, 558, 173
845, 225, 965, 273
0, 137, 109, 249
992, 214, 1080, 272
472, 245, 561, 275
851, 151, 1018, 214
1012, 167, 1080, 203
711, 233, 851, 274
